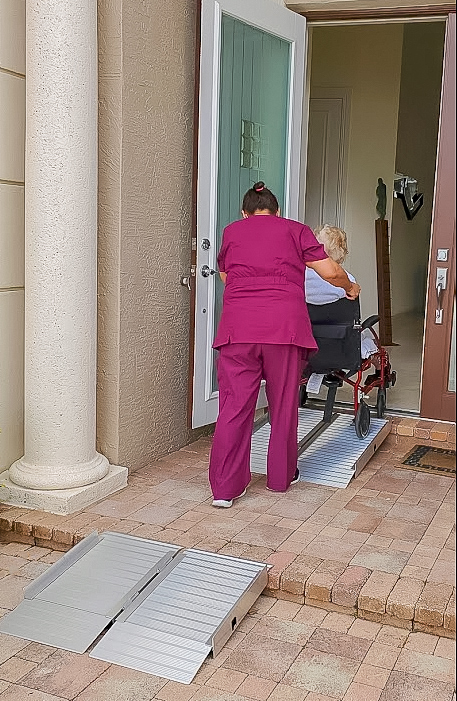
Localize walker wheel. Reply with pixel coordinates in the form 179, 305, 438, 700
376, 388, 387, 418
355, 400, 371, 438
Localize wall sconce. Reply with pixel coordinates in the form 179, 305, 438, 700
394, 174, 424, 220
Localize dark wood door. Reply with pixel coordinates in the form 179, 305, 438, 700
421, 13, 456, 422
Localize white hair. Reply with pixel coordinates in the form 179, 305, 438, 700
314, 224, 349, 264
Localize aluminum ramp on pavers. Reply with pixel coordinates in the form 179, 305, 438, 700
90, 548, 268, 684
251, 408, 323, 474
250, 407, 390, 488
0, 533, 268, 684
0, 531, 181, 653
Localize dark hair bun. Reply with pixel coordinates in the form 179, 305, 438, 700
242, 182, 279, 214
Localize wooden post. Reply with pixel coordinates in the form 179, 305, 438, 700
375, 218, 393, 345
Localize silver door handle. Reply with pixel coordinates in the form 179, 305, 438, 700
435, 267, 448, 324
436, 283, 444, 309
201, 265, 216, 278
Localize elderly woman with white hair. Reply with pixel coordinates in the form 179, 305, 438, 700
305, 224, 378, 360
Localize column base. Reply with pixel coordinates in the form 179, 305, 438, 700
0, 465, 128, 515
9, 452, 110, 490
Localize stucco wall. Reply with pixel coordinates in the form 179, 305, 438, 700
390, 22, 445, 316
309, 24, 403, 318
0, 0, 25, 470
97, 0, 122, 464
97, 0, 200, 470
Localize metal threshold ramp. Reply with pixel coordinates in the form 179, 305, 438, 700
0, 533, 268, 684
251, 407, 390, 488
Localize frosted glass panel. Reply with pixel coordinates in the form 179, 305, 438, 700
448, 297, 456, 392
213, 15, 291, 390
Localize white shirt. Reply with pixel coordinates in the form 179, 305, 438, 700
305, 267, 356, 305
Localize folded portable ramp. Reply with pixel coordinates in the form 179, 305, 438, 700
90, 549, 268, 683
0, 531, 181, 653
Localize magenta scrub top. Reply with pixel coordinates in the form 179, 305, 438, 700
213, 215, 328, 351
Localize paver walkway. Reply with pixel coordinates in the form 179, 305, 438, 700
0, 544, 455, 700
1, 432, 455, 636
0, 429, 456, 700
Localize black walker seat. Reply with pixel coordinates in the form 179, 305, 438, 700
308, 298, 362, 376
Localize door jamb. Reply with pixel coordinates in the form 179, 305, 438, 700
187, 0, 203, 429
299, 7, 454, 421
293, 5, 454, 22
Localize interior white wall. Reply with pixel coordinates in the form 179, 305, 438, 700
0, 0, 25, 470
390, 22, 446, 316
308, 24, 403, 318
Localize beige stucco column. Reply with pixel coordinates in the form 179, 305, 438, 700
2, 0, 127, 512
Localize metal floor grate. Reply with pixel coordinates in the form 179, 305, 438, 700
251, 408, 390, 488
0, 533, 268, 684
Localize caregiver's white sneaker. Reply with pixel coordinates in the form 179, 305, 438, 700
266, 468, 300, 492
212, 488, 246, 509
291, 468, 301, 484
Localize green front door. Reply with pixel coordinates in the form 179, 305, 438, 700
213, 18, 292, 388
193, 0, 306, 428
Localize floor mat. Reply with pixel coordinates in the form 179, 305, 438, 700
401, 445, 456, 477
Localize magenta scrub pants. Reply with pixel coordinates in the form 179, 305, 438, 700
209, 343, 307, 500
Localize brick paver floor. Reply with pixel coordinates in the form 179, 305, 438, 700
0, 545, 455, 700
1, 433, 455, 631
0, 431, 456, 699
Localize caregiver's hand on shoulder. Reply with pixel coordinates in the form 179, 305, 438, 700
346, 282, 361, 300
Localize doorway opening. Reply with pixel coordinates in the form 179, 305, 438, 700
304, 19, 447, 413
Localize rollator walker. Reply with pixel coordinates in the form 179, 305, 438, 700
251, 298, 397, 486
299, 297, 397, 440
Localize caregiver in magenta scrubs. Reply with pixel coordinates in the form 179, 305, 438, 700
210, 182, 361, 508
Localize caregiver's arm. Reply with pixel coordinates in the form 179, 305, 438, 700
307, 258, 361, 300
219, 272, 227, 284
